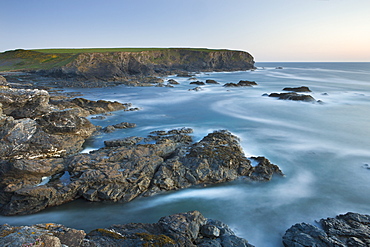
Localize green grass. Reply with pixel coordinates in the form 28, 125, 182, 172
32, 47, 232, 54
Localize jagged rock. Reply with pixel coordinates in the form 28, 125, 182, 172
283, 86, 311, 92
86, 211, 254, 247
224, 80, 257, 87
168, 79, 180, 84
0, 75, 9, 87
0, 223, 85, 247
0, 129, 283, 215
0, 88, 51, 119
104, 137, 143, 147
70, 97, 131, 115
282, 212, 370, 247
190, 81, 205, 85
189, 86, 203, 91
205, 79, 219, 84
112, 122, 137, 129
269, 92, 316, 102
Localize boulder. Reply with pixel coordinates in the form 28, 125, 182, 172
168, 79, 180, 84
190, 81, 205, 85
205, 79, 219, 84
283, 212, 370, 247
0, 88, 51, 119
283, 86, 311, 92
0, 75, 9, 87
268, 92, 316, 102
224, 80, 257, 87
86, 211, 254, 247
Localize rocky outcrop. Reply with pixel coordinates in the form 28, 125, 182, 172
0, 128, 283, 215
283, 212, 370, 247
224, 80, 258, 87
39, 49, 255, 81
268, 92, 316, 102
283, 86, 311, 92
0, 75, 9, 87
0, 211, 254, 247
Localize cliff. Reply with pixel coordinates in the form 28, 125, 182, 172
0, 48, 255, 81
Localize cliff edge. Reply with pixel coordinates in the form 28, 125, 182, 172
0, 48, 255, 81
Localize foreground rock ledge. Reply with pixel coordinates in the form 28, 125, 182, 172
283, 212, 370, 247
0, 211, 254, 247
0, 129, 284, 215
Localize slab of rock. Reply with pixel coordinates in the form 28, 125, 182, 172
190, 81, 205, 85
268, 92, 316, 102
0, 211, 254, 247
0, 88, 51, 119
282, 212, 370, 247
206, 79, 219, 84
283, 86, 311, 92
0, 129, 283, 215
224, 80, 257, 87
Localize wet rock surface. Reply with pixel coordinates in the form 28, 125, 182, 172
0, 128, 284, 215
268, 92, 316, 102
0, 211, 254, 247
283, 212, 370, 247
224, 80, 257, 87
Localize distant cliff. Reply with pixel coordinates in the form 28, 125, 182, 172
0, 48, 255, 81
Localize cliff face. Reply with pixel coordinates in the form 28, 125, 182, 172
41, 49, 255, 80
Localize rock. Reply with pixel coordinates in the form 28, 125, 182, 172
224, 80, 257, 87
283, 86, 311, 92
86, 211, 254, 247
70, 97, 131, 115
0, 128, 283, 215
104, 137, 143, 147
268, 92, 316, 102
0, 75, 9, 87
205, 79, 219, 84
0, 223, 85, 247
282, 212, 370, 247
168, 79, 180, 84
189, 86, 203, 91
0, 88, 51, 119
112, 122, 137, 129
190, 81, 205, 85
276, 66, 283, 69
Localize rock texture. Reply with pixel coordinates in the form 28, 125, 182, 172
0, 128, 283, 215
39, 49, 255, 81
283, 212, 370, 247
0, 211, 254, 247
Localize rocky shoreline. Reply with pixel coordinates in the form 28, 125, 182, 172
0, 73, 367, 246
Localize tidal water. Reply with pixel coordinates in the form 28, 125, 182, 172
2, 62, 370, 246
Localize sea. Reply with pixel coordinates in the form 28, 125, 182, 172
2, 62, 370, 246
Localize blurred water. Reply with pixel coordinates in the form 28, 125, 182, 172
2, 62, 370, 246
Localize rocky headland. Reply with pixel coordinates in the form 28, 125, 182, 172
0, 48, 255, 87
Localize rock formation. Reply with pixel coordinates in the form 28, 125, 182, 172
224, 80, 258, 87
0, 211, 254, 247
283, 212, 370, 247
0, 128, 284, 215
268, 92, 316, 102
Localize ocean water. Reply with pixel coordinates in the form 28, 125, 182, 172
2, 62, 370, 246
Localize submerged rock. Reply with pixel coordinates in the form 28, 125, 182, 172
190, 81, 205, 85
268, 92, 316, 102
283, 86, 311, 92
0, 211, 254, 247
224, 80, 257, 87
205, 79, 219, 84
283, 212, 370, 247
0, 129, 283, 215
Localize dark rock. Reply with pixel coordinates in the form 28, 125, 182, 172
224, 80, 257, 87
190, 81, 205, 85
268, 92, 316, 102
283, 86, 311, 92
238, 80, 258, 86
189, 87, 203, 91
205, 79, 219, 84
168, 79, 180, 84
70, 97, 131, 115
0, 129, 283, 215
283, 212, 370, 247
112, 122, 136, 129
85, 211, 254, 247
0, 223, 85, 247
0, 88, 51, 119
104, 137, 143, 147
276, 67, 283, 69
102, 125, 116, 133
0, 75, 9, 87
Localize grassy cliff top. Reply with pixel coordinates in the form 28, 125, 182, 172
32, 47, 233, 54
0, 48, 248, 72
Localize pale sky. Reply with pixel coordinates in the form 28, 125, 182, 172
1, 0, 369, 62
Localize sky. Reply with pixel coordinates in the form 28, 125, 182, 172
1, 0, 370, 62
